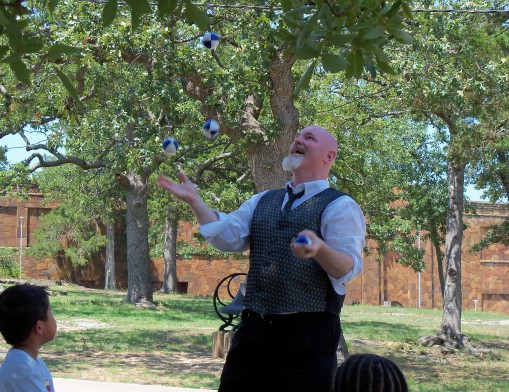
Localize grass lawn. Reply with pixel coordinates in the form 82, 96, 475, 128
1, 283, 508, 391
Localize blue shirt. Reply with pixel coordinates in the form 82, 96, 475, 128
0, 348, 55, 392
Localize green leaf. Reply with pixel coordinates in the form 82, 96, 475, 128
321, 53, 349, 73
131, 10, 141, 31
352, 50, 363, 77
327, 33, 354, 47
297, 8, 319, 47
21, 35, 44, 53
183, 0, 210, 31
47, 0, 59, 14
295, 41, 320, 60
10, 59, 30, 84
158, 0, 179, 17
48, 43, 81, 56
279, 28, 296, 42
318, 2, 332, 27
362, 26, 386, 40
54, 67, 80, 102
124, 0, 152, 15
401, 2, 413, 20
367, 62, 377, 80
294, 59, 317, 97
387, 15, 404, 27
376, 58, 396, 75
346, 50, 363, 78
282, 15, 302, 29
368, 44, 389, 63
1, 52, 22, 64
0, 45, 9, 59
379, 3, 393, 16
388, 27, 414, 44
0, 7, 21, 35
102, 0, 118, 27
281, 0, 293, 13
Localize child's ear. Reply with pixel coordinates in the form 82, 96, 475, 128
33, 320, 44, 336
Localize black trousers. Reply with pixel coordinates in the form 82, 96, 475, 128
218, 310, 341, 392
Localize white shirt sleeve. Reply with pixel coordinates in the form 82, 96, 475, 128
199, 191, 268, 252
322, 195, 366, 294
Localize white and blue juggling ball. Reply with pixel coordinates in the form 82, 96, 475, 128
294, 235, 312, 247
202, 32, 220, 50
162, 137, 178, 155
203, 119, 220, 139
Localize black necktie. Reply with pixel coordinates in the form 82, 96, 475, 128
284, 187, 304, 212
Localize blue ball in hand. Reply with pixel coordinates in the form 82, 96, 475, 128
294, 235, 312, 247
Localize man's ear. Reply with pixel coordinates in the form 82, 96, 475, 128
325, 150, 337, 163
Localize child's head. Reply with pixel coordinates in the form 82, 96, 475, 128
335, 353, 408, 392
0, 283, 56, 346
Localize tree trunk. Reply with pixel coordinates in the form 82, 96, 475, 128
495, 149, 509, 198
104, 221, 115, 290
118, 171, 154, 305
430, 225, 445, 297
438, 161, 469, 348
247, 47, 299, 191
161, 211, 178, 293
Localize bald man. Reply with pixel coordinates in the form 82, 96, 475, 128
158, 125, 366, 392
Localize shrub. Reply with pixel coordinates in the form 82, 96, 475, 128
0, 247, 20, 278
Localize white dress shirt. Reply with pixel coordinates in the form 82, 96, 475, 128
199, 179, 366, 295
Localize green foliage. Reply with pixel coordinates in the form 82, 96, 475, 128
471, 219, 509, 252
0, 164, 32, 198
0, 247, 19, 278
27, 207, 107, 267
176, 232, 244, 260
281, 0, 414, 92
0, 146, 7, 169
391, 236, 426, 271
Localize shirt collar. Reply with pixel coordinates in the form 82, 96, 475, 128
285, 179, 329, 195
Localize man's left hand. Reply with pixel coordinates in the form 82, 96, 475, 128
290, 230, 321, 259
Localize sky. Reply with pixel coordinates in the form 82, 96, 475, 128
0, 132, 498, 202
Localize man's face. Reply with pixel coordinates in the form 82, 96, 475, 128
284, 126, 337, 174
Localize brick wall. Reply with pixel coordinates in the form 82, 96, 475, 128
1, 196, 508, 314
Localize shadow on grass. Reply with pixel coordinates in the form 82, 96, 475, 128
51, 291, 218, 324
49, 327, 212, 354
43, 323, 223, 389
344, 321, 509, 391
343, 320, 428, 342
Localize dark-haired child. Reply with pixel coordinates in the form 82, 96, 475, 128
0, 284, 57, 392
335, 353, 408, 392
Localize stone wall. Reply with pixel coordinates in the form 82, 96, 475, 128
1, 196, 508, 314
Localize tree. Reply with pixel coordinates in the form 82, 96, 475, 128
1, 1, 261, 304
28, 164, 122, 283
0, 0, 412, 306
390, 0, 509, 350
0, 0, 413, 87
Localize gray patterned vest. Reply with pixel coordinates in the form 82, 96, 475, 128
243, 188, 345, 315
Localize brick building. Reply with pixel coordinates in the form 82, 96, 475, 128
1, 192, 508, 314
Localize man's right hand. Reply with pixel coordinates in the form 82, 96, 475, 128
157, 171, 218, 225
157, 171, 199, 204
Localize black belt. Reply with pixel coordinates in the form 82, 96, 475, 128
241, 309, 331, 325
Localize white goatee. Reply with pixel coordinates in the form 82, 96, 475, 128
282, 154, 304, 171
